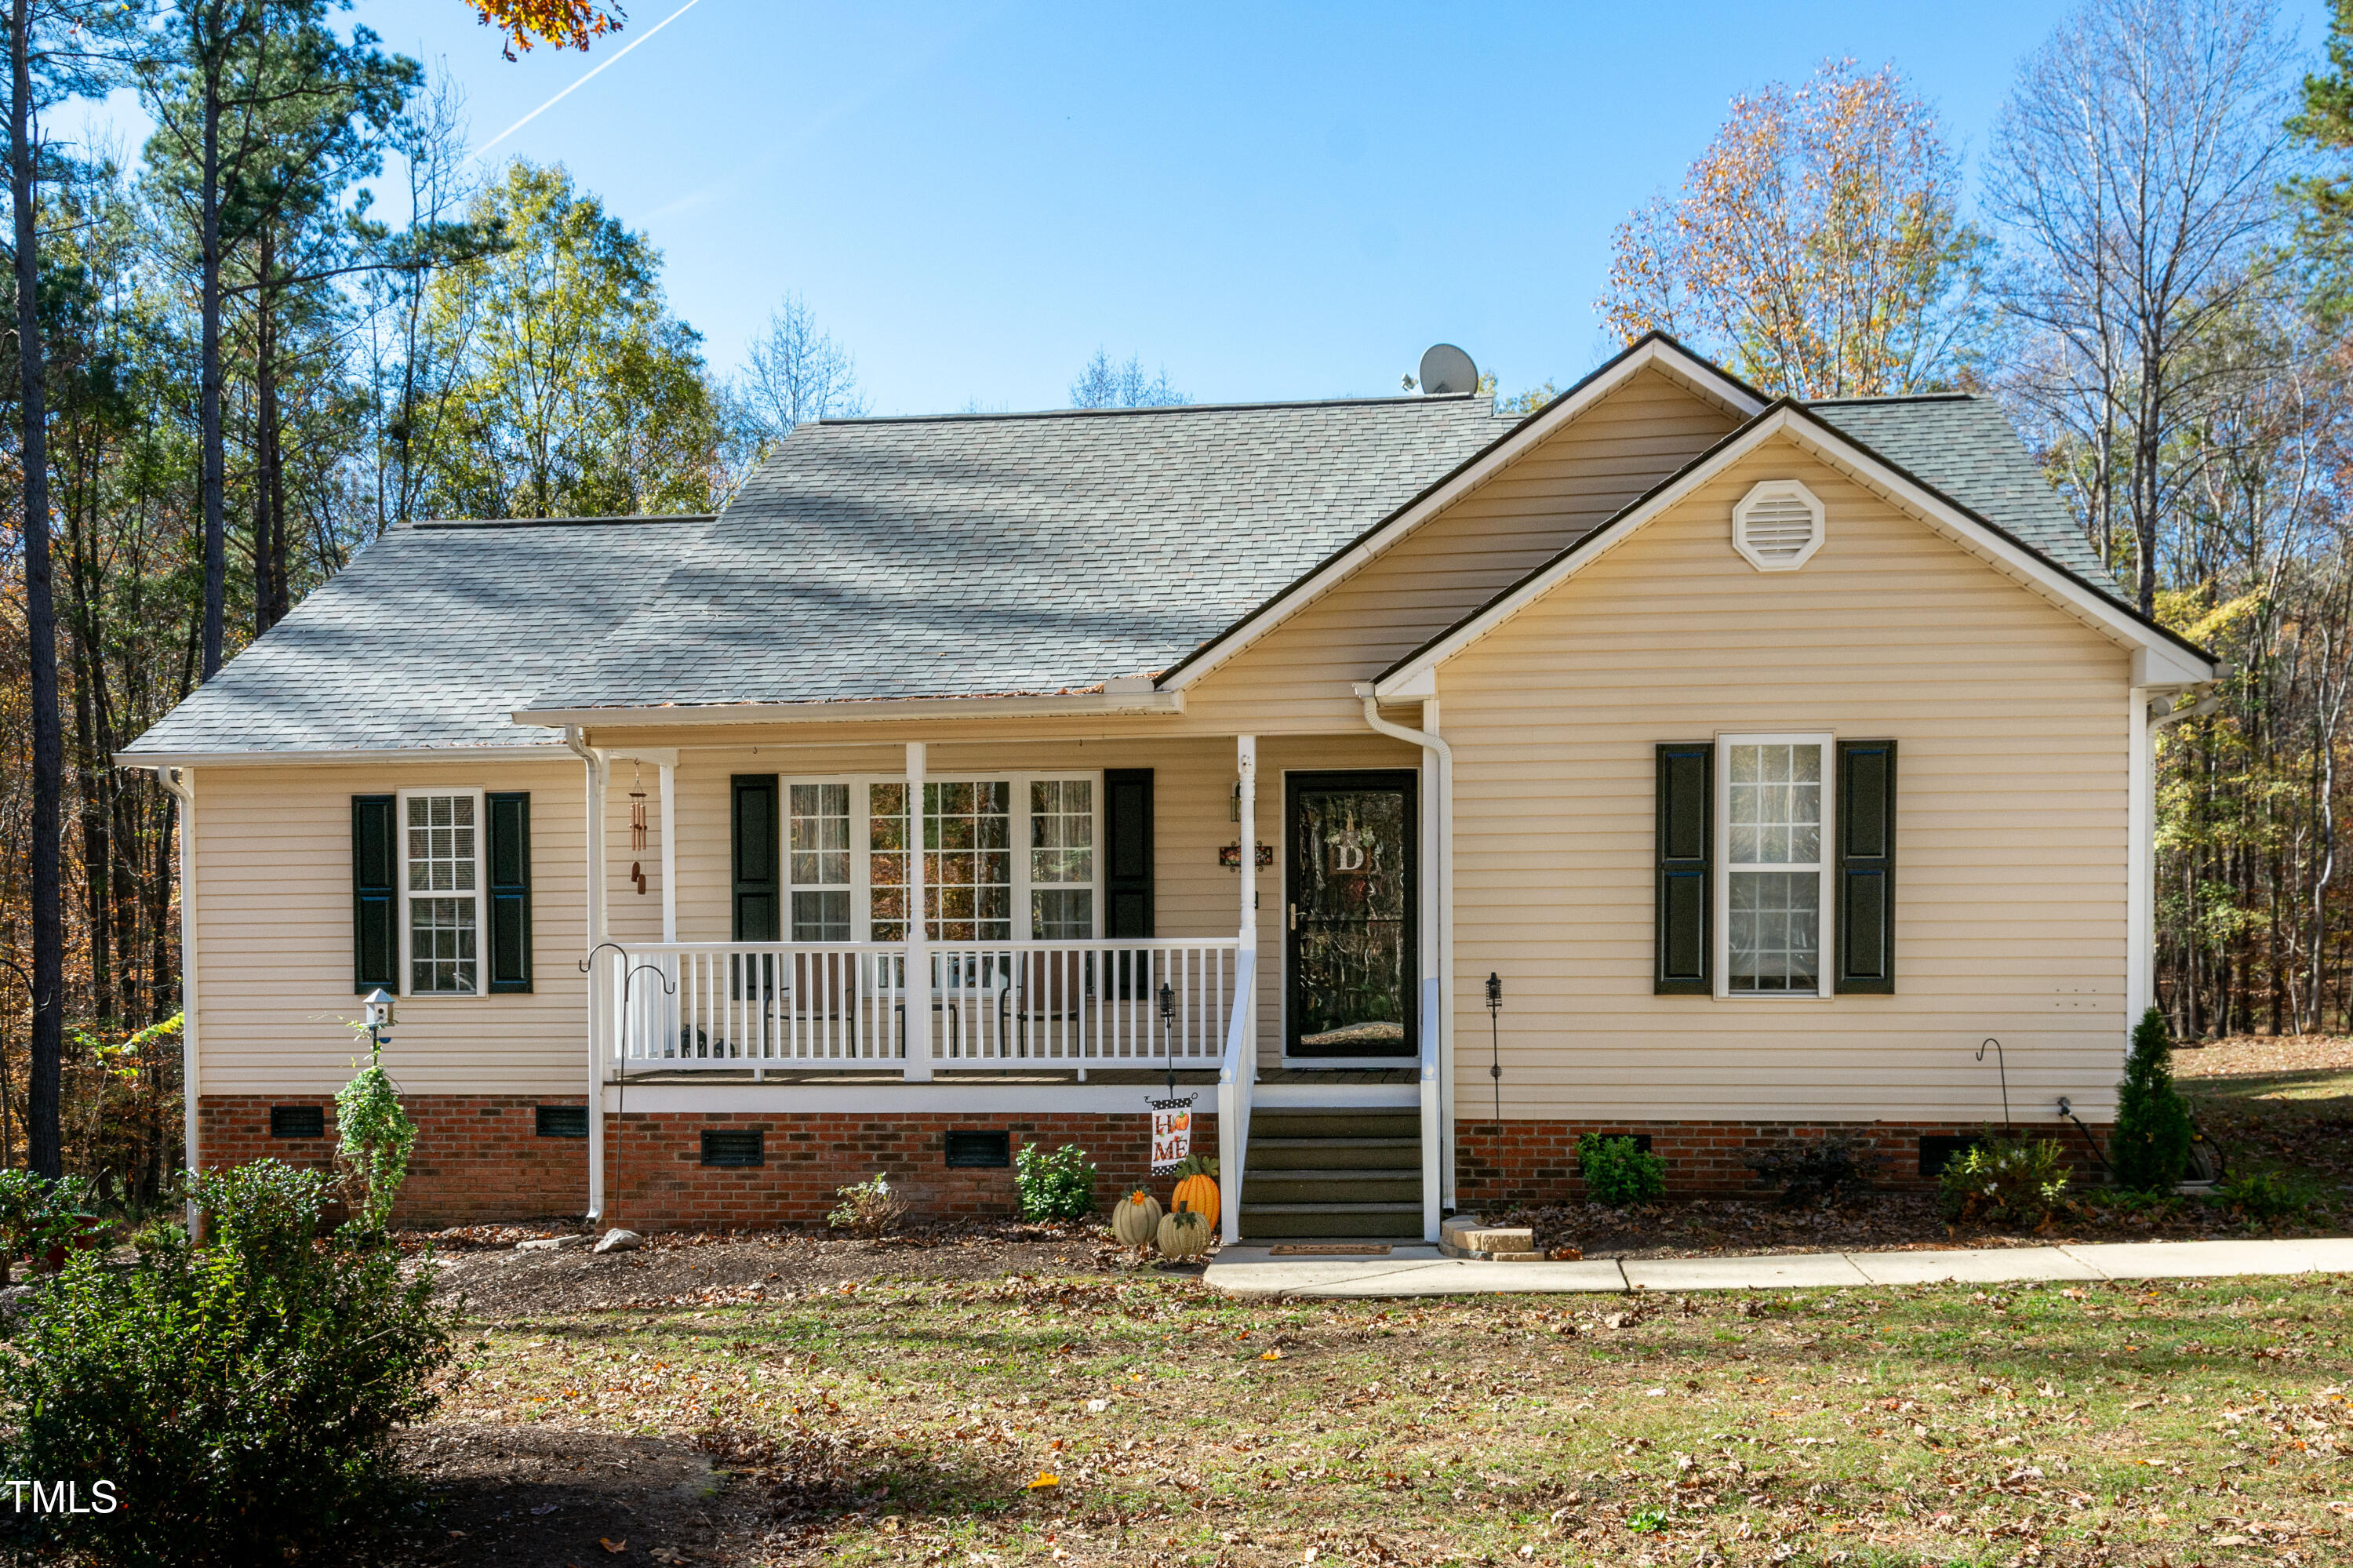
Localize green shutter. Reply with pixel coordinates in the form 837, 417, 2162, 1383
352, 795, 398, 993
731, 774, 780, 941
486, 791, 533, 993
1104, 769, 1154, 938
1654, 743, 1711, 995
1835, 739, 1897, 993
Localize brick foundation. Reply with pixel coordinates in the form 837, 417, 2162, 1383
200, 1095, 2108, 1230
200, 1094, 591, 1226
198, 1095, 1213, 1231
1451, 1118, 2113, 1208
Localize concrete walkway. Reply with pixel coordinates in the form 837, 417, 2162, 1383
1202, 1235, 2353, 1298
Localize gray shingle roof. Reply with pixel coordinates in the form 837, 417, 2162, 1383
122, 515, 715, 757
1806, 394, 2113, 584
124, 377, 2118, 759
522, 395, 1507, 711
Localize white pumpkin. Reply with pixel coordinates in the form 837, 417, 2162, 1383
1156, 1208, 1212, 1261
1112, 1190, 1162, 1248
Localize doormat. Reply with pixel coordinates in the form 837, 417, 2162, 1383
1267, 1243, 1391, 1257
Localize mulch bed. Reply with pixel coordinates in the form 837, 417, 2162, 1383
416, 1220, 1122, 1320
408, 1032, 2353, 1312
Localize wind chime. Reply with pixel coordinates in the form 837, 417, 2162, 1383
628, 762, 649, 895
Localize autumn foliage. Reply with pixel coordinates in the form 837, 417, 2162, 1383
1598, 58, 1987, 398
470, 1, 625, 61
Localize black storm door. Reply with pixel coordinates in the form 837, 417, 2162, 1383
1285, 770, 1417, 1059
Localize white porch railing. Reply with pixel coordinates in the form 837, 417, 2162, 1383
604, 937, 1242, 1077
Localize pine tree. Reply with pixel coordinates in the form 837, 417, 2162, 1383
2111, 1006, 2194, 1191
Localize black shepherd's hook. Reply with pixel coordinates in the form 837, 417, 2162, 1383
1486, 972, 1504, 1132
1977, 1038, 2011, 1131
579, 945, 678, 1136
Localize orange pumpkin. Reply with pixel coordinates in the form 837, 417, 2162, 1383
1169, 1171, 1219, 1231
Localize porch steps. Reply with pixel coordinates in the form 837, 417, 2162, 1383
1241, 1109, 1423, 1239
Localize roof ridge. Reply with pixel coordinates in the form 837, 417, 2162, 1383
817, 393, 1483, 426
1804, 391, 1979, 407
407, 514, 715, 531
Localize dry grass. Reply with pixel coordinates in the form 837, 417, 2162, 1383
437, 1271, 2353, 1565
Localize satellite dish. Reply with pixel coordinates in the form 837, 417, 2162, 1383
1417, 344, 1478, 395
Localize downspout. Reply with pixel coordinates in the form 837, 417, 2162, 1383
153, 766, 198, 1234
563, 726, 609, 1226
2136, 687, 2218, 1019
1353, 684, 1453, 1235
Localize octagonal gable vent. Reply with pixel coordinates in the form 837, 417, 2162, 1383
1732, 479, 1825, 572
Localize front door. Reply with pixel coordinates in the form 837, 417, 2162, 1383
1286, 770, 1417, 1059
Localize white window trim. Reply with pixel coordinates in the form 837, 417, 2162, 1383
1712, 733, 1833, 1001
777, 771, 1104, 943
396, 785, 486, 998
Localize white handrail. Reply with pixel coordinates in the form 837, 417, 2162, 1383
1217, 948, 1257, 1246
611, 937, 1241, 1074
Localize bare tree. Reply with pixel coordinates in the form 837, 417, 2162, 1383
1985, 0, 2295, 613
1069, 348, 1187, 409
733, 292, 865, 450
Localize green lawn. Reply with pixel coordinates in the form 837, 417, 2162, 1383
444, 1271, 2353, 1564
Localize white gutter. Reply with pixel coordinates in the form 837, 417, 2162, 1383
151, 766, 199, 1234
513, 689, 1184, 730
114, 744, 565, 769
1352, 684, 1452, 1235
562, 726, 610, 1226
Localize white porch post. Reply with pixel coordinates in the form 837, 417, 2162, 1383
658, 761, 678, 944
904, 742, 932, 1081
1237, 736, 1257, 949
1220, 735, 1257, 1246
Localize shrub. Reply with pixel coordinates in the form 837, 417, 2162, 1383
1938, 1134, 2070, 1228
2111, 1006, 2194, 1192
336, 1035, 416, 1229
1746, 1137, 1883, 1207
1578, 1134, 1666, 1206
0, 1160, 456, 1566
827, 1173, 909, 1239
2217, 1168, 2321, 1224
0, 1170, 98, 1285
1014, 1142, 1097, 1221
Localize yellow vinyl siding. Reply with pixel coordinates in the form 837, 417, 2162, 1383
1437, 435, 2133, 1122
192, 759, 589, 1097
191, 735, 1411, 1094
1184, 367, 1742, 732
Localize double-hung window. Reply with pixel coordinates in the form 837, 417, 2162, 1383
780, 774, 1099, 942
402, 788, 482, 994
1717, 735, 1831, 998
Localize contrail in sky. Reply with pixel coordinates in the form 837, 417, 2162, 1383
474, 0, 710, 158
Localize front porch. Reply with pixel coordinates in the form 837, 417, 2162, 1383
573, 732, 1449, 1242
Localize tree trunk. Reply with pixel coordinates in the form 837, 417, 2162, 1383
12, 0, 64, 1179
198, 0, 227, 679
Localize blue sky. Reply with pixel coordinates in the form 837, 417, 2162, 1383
68, 2, 2304, 414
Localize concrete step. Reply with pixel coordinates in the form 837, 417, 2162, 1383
1239, 1201, 1426, 1239
1244, 1168, 1423, 1204
1249, 1109, 1422, 1140
1246, 1135, 1420, 1170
